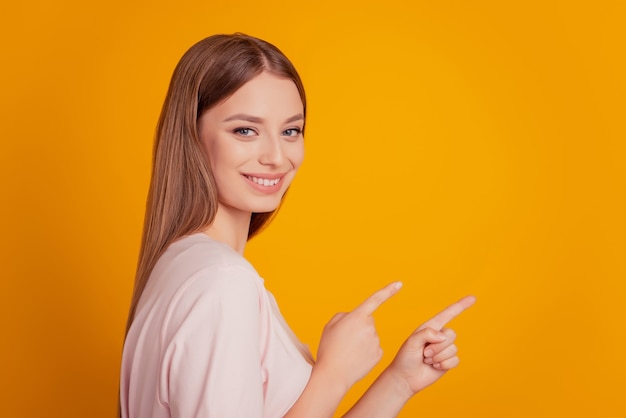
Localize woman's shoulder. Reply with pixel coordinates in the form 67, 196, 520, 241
144, 233, 262, 304
140, 233, 265, 329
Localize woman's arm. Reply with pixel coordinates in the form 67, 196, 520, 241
284, 282, 404, 418
284, 289, 474, 418
344, 296, 476, 418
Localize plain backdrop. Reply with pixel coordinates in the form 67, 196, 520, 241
1, 1, 624, 417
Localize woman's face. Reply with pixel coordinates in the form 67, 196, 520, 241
198, 71, 305, 215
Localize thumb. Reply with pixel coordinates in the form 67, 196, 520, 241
326, 312, 348, 327
406, 327, 447, 351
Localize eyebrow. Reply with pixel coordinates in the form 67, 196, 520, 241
223, 113, 304, 124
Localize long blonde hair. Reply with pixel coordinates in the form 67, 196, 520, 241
125, 33, 306, 334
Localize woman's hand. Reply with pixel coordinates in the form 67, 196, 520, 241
314, 282, 403, 392
387, 296, 476, 396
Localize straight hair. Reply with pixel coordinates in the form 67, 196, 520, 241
124, 33, 306, 334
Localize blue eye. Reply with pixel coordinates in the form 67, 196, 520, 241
283, 128, 302, 137
234, 127, 255, 136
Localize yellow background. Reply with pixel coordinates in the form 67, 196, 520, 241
1, 0, 624, 417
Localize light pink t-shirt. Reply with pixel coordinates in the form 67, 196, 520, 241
120, 233, 313, 418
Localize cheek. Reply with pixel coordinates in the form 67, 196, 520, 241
288, 142, 305, 169
202, 134, 220, 169
206, 139, 243, 173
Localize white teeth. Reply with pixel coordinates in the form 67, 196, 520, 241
247, 176, 280, 186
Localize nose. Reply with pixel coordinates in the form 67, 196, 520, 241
258, 134, 286, 167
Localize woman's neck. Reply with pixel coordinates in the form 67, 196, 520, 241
202, 204, 251, 254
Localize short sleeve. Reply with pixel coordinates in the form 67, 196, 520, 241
158, 265, 265, 418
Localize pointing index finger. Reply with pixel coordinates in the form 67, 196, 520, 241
354, 282, 403, 316
418, 295, 476, 331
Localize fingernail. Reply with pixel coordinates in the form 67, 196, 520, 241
436, 333, 447, 341
424, 349, 434, 357
394, 281, 403, 290
424, 357, 433, 364
433, 363, 441, 369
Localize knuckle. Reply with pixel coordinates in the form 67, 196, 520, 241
446, 356, 460, 368
443, 328, 456, 337
415, 326, 434, 335
371, 294, 384, 307
433, 345, 457, 362
428, 326, 441, 335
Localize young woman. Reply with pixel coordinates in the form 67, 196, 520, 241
120, 33, 475, 418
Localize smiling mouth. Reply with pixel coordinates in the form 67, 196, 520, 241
245, 175, 282, 187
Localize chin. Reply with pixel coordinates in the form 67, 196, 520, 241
250, 203, 281, 214
240, 197, 283, 214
